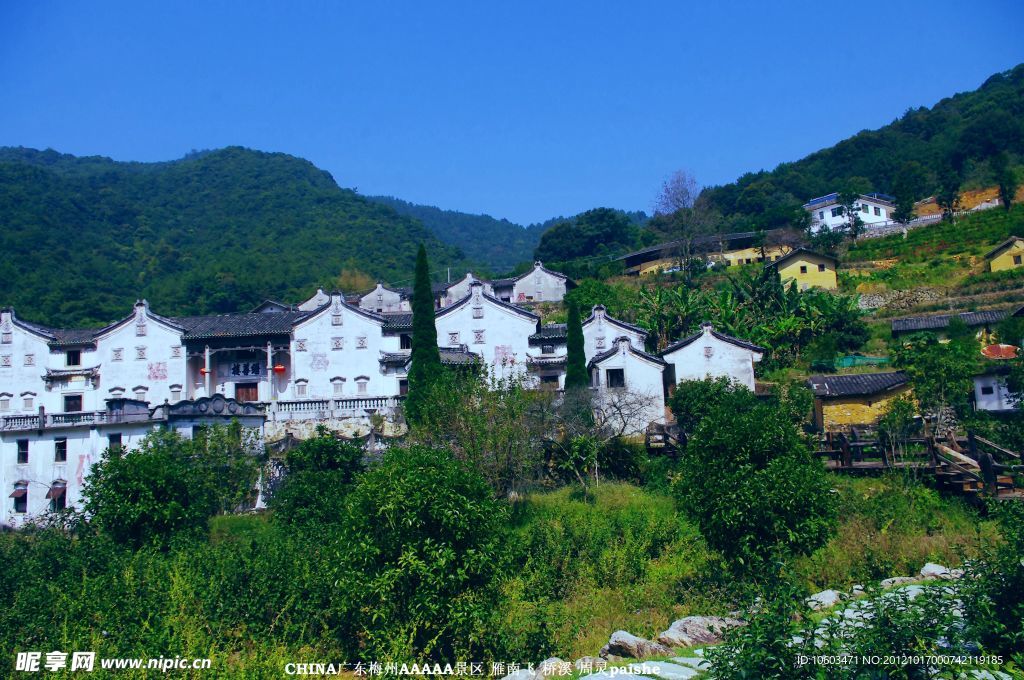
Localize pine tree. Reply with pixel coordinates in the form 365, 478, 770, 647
564, 301, 589, 389
404, 244, 442, 424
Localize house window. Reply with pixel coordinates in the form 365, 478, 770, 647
63, 394, 83, 412
596, 336, 606, 349
170, 386, 182, 401
0, 354, 10, 368
54, 438, 67, 463
874, 207, 881, 216
331, 337, 344, 350
24, 354, 34, 366
818, 263, 826, 272
606, 368, 625, 389
108, 433, 122, 451
332, 378, 345, 395
799, 265, 808, 274
112, 348, 124, 361
356, 378, 368, 395
136, 320, 147, 336
981, 386, 995, 395
399, 379, 409, 396
171, 346, 183, 358
0, 332, 10, 344
0, 395, 9, 410
48, 481, 67, 511
541, 374, 559, 387
473, 330, 485, 344
11, 482, 27, 514
17, 439, 29, 464
108, 387, 125, 398
542, 344, 555, 354
134, 387, 147, 401
1014, 255, 1022, 265
66, 350, 81, 367
861, 204, 869, 213
135, 346, 146, 360
473, 307, 484, 319
831, 207, 842, 218
356, 336, 367, 349
23, 396, 33, 410
296, 339, 308, 352
400, 334, 412, 350
818, 211, 824, 220
448, 332, 460, 345
332, 314, 343, 326
295, 381, 308, 397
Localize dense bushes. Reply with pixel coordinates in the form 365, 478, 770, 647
673, 379, 837, 566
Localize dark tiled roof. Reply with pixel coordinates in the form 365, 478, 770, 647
529, 323, 568, 342
379, 351, 411, 367
984, 236, 1024, 259
661, 325, 765, 355
765, 247, 837, 270
47, 328, 99, 348
439, 345, 481, 365
435, 289, 540, 322
616, 231, 761, 261
806, 371, 910, 398
489, 278, 516, 288
890, 309, 1010, 334
589, 338, 666, 368
381, 312, 414, 332
172, 311, 313, 340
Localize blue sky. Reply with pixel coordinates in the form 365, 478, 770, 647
1, 1, 1022, 225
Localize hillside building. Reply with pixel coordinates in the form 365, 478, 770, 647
807, 371, 912, 431
803, 192, 895, 233
660, 323, 764, 391
985, 236, 1024, 272
616, 231, 796, 276
765, 248, 838, 290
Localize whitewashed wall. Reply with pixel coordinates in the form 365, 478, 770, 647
974, 375, 1017, 412
661, 325, 762, 390
590, 338, 665, 435
511, 263, 568, 303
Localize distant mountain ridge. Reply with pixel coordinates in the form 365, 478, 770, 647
0, 146, 465, 327
366, 195, 549, 273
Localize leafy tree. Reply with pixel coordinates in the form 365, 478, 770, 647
533, 208, 638, 263
936, 165, 963, 222
673, 383, 837, 566
892, 326, 978, 429
837, 188, 866, 240
564, 300, 588, 389
337, 445, 508, 661
267, 425, 365, 527
83, 427, 261, 549
891, 162, 924, 230
991, 151, 1019, 211
404, 244, 443, 424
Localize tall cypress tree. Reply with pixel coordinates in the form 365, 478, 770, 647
405, 244, 442, 423
565, 301, 589, 389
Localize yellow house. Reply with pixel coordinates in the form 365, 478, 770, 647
616, 230, 795, 276
985, 236, 1024, 272
767, 248, 838, 290
807, 371, 912, 431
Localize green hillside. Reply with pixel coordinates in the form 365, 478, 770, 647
367, 195, 548, 273
701, 63, 1024, 231
0, 147, 465, 326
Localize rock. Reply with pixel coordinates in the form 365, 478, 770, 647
625, 661, 699, 679
950, 568, 964, 579
535, 658, 568, 678
500, 670, 534, 680
601, 630, 671, 659
573, 657, 606, 673
806, 589, 843, 611
656, 616, 745, 647
880, 576, 917, 588
669, 656, 711, 671
920, 563, 952, 580
851, 584, 865, 596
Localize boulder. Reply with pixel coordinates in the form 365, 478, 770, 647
880, 576, 917, 588
600, 630, 671, 659
920, 563, 953, 580
656, 616, 745, 647
806, 589, 843, 611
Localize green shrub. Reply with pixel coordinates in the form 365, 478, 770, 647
335, 445, 508, 662
674, 384, 837, 567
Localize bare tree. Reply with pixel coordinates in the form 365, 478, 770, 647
654, 170, 700, 215
652, 170, 718, 278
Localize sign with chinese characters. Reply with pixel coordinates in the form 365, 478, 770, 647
224, 362, 263, 378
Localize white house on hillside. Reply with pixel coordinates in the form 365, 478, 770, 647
804, 192, 895, 233
660, 323, 764, 390
589, 337, 667, 436
491, 262, 571, 304
357, 283, 410, 314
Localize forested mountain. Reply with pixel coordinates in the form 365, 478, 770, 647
367, 195, 548, 272
0, 147, 465, 327
702, 63, 1024, 230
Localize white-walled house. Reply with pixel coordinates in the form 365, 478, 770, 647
440, 273, 493, 307
434, 282, 539, 379
660, 323, 764, 391
804, 192, 895, 233
491, 262, 571, 304
357, 283, 410, 314
588, 337, 666, 435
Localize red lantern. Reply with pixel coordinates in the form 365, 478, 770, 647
273, 364, 286, 374
199, 367, 212, 376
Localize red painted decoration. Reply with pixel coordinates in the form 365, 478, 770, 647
273, 364, 286, 374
